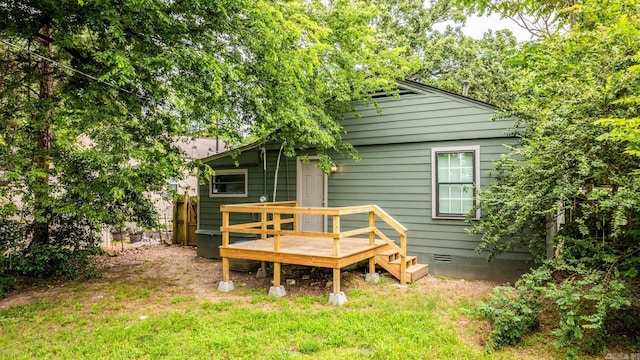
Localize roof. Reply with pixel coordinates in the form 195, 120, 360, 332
199, 79, 503, 162
396, 79, 500, 110
198, 140, 263, 163
173, 137, 226, 159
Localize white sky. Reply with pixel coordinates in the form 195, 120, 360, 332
434, 14, 534, 42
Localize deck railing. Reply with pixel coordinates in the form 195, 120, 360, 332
220, 202, 407, 268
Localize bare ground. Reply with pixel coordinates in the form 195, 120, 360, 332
0, 243, 501, 348
1, 243, 500, 308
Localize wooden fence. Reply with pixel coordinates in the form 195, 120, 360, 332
173, 193, 197, 246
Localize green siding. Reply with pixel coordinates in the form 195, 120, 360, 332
199, 148, 297, 232
342, 90, 512, 146
197, 84, 529, 280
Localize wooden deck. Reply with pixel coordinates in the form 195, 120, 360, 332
220, 235, 393, 268
217, 202, 429, 300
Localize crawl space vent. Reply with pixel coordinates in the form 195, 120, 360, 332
433, 254, 452, 263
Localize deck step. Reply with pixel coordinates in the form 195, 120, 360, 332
377, 249, 399, 257
389, 255, 417, 265
374, 249, 429, 284
406, 264, 430, 282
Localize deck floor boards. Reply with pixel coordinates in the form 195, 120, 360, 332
224, 235, 387, 258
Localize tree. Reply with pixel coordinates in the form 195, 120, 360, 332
469, 0, 640, 355
0, 0, 411, 278
410, 27, 519, 107
456, 0, 579, 38
370, 0, 521, 106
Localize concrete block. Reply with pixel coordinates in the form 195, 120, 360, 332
365, 272, 380, 283
268, 285, 287, 297
218, 281, 235, 292
256, 267, 268, 278
328, 292, 348, 306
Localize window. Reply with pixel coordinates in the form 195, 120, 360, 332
167, 179, 178, 193
210, 169, 248, 197
431, 146, 480, 219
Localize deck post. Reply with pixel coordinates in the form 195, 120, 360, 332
260, 210, 267, 240
222, 257, 230, 282
274, 262, 281, 286
400, 232, 407, 285
258, 209, 268, 278
221, 211, 229, 247
218, 210, 235, 292
329, 268, 347, 305
368, 211, 375, 246
218, 257, 234, 292
268, 262, 286, 297
274, 213, 281, 251
332, 215, 340, 256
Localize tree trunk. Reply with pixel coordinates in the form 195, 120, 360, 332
32, 24, 54, 246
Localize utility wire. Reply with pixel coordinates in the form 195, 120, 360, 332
0, 38, 149, 101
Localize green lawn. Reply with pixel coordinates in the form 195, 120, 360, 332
0, 272, 560, 360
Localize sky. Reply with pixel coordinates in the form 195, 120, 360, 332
434, 14, 534, 42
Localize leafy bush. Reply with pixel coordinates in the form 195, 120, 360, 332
479, 238, 638, 357
478, 268, 548, 348
0, 215, 102, 298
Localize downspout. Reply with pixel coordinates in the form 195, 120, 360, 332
272, 145, 284, 202
285, 156, 290, 200
260, 146, 267, 197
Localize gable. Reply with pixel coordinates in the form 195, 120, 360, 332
341, 80, 513, 147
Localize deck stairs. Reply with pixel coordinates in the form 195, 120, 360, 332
375, 247, 430, 283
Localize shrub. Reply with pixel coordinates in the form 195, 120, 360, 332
0, 215, 102, 298
479, 237, 638, 358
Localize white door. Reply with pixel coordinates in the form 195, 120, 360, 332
297, 158, 326, 232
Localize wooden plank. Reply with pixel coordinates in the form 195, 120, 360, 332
183, 193, 189, 246
368, 211, 375, 246
373, 205, 408, 233
226, 218, 295, 230
333, 268, 340, 294
221, 201, 298, 210
336, 246, 393, 268
333, 215, 340, 257
220, 203, 375, 217
222, 257, 230, 282
274, 262, 281, 287
221, 211, 229, 246
339, 227, 374, 239
274, 213, 281, 251
219, 227, 337, 238
220, 248, 340, 268
220, 205, 342, 215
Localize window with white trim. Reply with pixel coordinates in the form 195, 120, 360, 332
431, 146, 480, 219
209, 169, 248, 197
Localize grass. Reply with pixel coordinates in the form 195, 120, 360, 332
0, 276, 562, 360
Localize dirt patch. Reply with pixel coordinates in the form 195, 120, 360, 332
0, 244, 499, 328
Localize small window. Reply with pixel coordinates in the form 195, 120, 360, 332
210, 169, 248, 197
167, 179, 178, 193
431, 146, 480, 219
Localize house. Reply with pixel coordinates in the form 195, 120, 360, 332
196, 80, 530, 281
105, 137, 224, 247
151, 137, 225, 226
